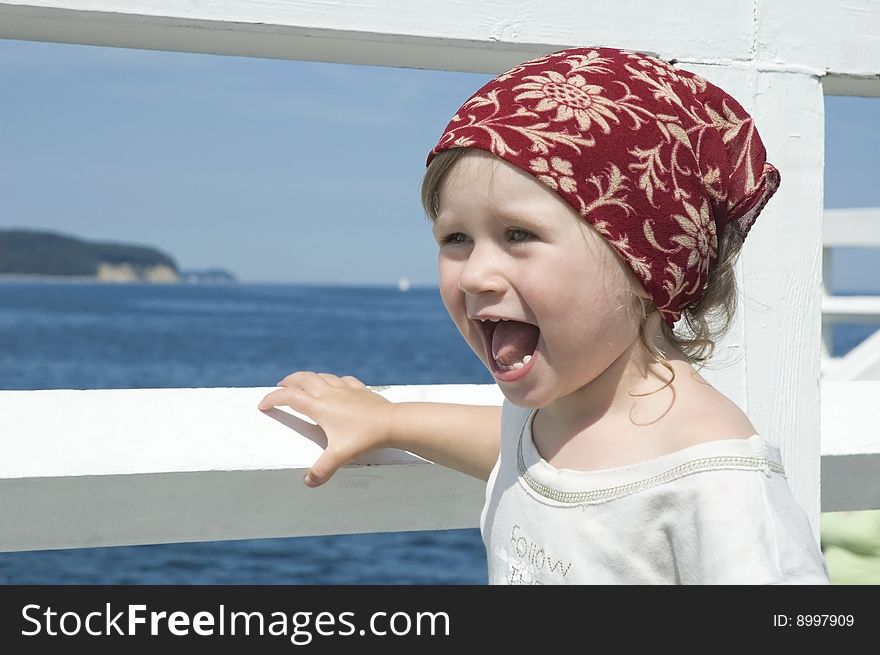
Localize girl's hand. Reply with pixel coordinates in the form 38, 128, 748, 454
257, 371, 392, 488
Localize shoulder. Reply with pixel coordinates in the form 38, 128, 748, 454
665, 376, 758, 450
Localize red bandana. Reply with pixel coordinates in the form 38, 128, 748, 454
427, 46, 780, 326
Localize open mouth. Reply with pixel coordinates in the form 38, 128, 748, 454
476, 318, 541, 374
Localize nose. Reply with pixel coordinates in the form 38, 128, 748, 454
458, 242, 506, 296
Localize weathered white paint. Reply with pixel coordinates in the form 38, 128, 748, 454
0, 386, 504, 552
1, 384, 874, 553
758, 0, 880, 97
761, 68, 828, 521
0, 0, 757, 72
1, 0, 878, 551
821, 382, 880, 511
4, 0, 877, 94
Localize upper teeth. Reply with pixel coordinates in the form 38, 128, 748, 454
479, 318, 506, 322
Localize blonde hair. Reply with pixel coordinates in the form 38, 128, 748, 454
420, 147, 745, 391
623, 225, 744, 395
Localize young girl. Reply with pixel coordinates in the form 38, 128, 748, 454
258, 46, 830, 584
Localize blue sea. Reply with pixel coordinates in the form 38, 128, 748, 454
0, 281, 876, 584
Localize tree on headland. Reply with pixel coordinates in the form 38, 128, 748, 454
0, 229, 179, 277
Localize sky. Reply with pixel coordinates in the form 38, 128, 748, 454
0, 38, 878, 290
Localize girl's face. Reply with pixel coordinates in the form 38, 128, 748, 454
434, 150, 641, 409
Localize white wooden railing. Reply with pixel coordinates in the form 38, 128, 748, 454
1, 0, 879, 556
0, 386, 500, 552
2, 382, 877, 553
821, 207, 880, 381
818, 208, 880, 516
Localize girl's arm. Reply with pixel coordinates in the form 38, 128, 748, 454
257, 371, 501, 488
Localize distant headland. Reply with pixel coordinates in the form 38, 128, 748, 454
0, 229, 237, 284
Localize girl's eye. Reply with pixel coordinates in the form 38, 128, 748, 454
437, 229, 533, 245
440, 232, 468, 245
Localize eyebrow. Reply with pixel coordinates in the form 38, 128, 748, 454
433, 210, 546, 234
496, 211, 545, 229
431, 215, 448, 236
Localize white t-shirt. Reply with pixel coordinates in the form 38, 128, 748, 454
480, 400, 831, 584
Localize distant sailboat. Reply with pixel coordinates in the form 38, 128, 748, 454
397, 277, 411, 292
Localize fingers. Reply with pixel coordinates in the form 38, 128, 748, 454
277, 370, 319, 388
259, 370, 371, 489
273, 371, 332, 399
276, 371, 359, 393
256, 384, 339, 487
317, 373, 346, 388
257, 384, 317, 413
304, 450, 343, 488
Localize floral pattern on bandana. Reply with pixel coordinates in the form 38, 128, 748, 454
427, 46, 781, 325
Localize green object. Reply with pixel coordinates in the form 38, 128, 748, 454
820, 510, 880, 584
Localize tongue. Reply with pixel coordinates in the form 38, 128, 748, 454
491, 321, 540, 367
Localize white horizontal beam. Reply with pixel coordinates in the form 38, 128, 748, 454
758, 0, 880, 97
0, 0, 776, 73
821, 296, 880, 323
0, 385, 503, 553
1, 383, 875, 553
823, 208, 880, 248
821, 381, 880, 511
6, 0, 876, 89
822, 75, 880, 99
